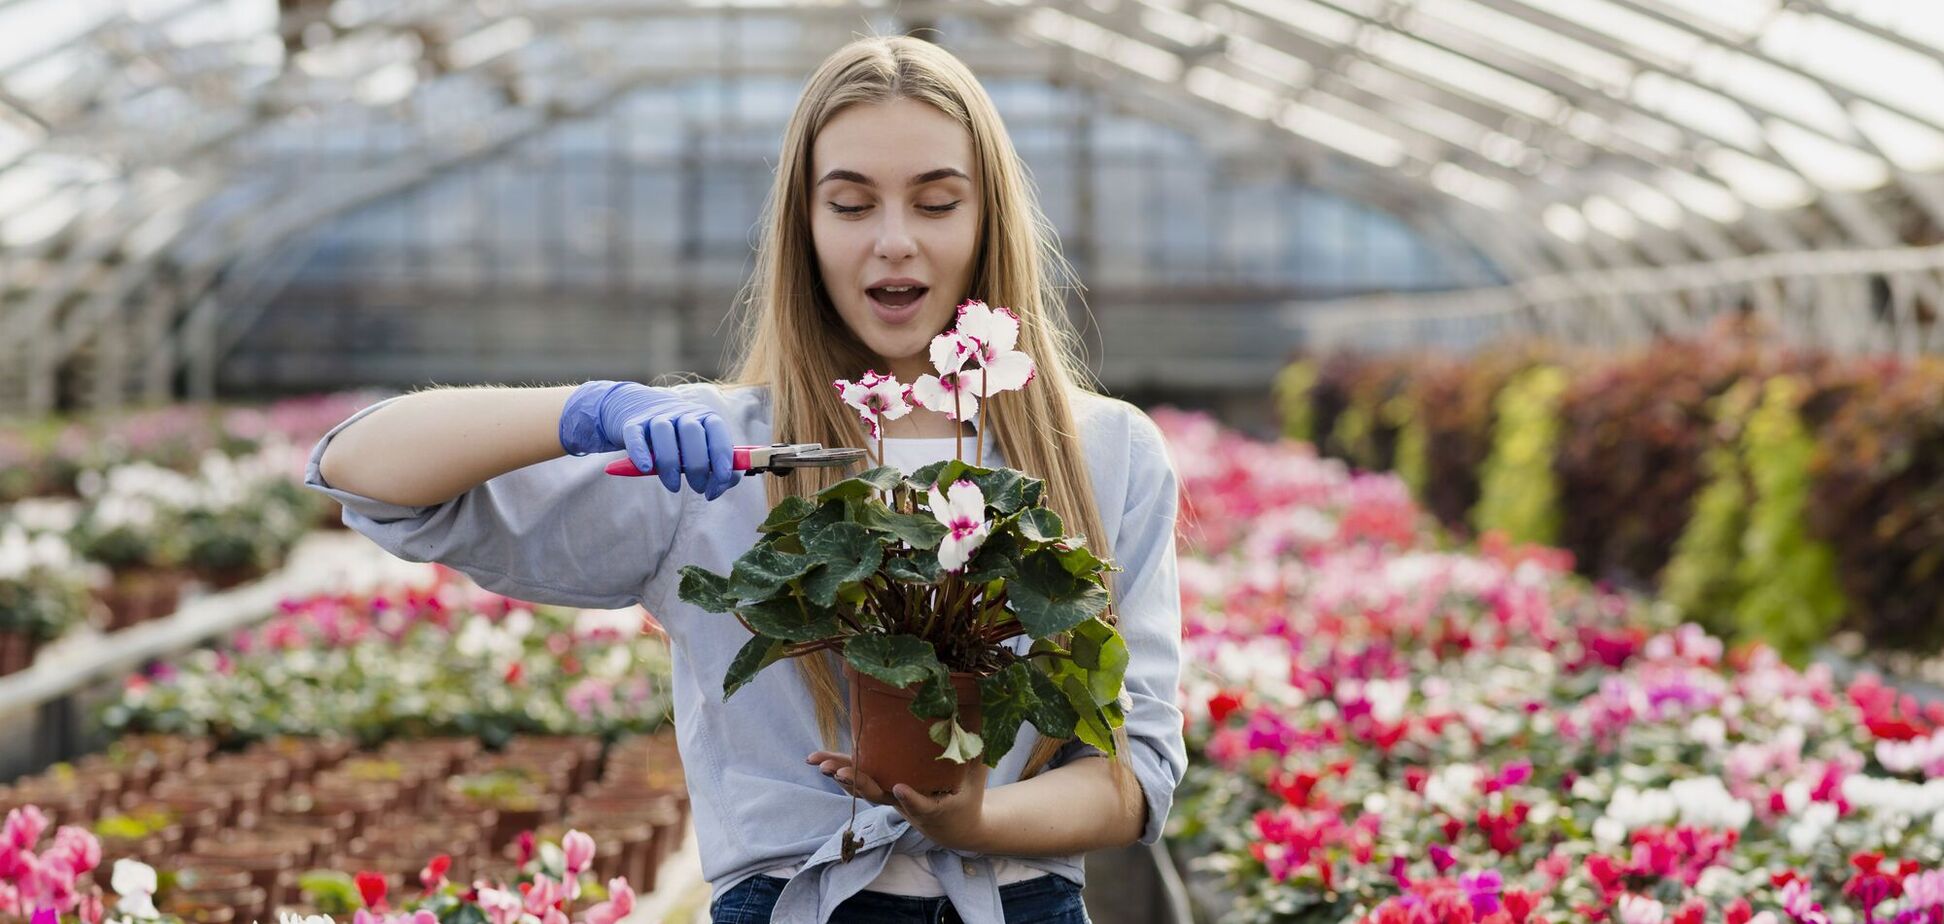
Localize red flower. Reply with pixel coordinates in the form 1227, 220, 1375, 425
1725, 898, 1753, 924
355, 871, 389, 911
1208, 690, 1245, 725
504, 662, 524, 685
420, 854, 452, 891
1503, 891, 1539, 924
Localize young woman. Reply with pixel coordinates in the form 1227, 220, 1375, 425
308, 35, 1186, 924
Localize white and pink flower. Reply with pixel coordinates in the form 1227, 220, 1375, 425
834, 370, 915, 440
928, 479, 991, 572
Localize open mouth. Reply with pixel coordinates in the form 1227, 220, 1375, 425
867, 285, 929, 309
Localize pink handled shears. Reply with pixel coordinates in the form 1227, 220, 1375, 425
604, 442, 868, 478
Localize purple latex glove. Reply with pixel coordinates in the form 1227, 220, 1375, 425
559, 381, 742, 500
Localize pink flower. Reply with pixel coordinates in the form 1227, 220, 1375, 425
524, 875, 562, 916
4, 807, 48, 853
584, 878, 636, 924
50, 827, 100, 876
475, 887, 522, 924
562, 830, 595, 877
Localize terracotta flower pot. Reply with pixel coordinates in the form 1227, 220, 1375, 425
843, 664, 985, 799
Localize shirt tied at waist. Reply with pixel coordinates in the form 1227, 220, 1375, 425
767, 804, 1007, 924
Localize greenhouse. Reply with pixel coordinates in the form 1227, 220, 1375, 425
2, 1, 1942, 922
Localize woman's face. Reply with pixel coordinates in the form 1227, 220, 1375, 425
810, 97, 981, 385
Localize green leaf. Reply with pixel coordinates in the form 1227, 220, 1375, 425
677, 566, 739, 613
724, 634, 790, 699
1067, 620, 1129, 706
908, 460, 971, 493
737, 596, 843, 642
976, 662, 1067, 768
883, 550, 944, 584
928, 718, 984, 764
1051, 542, 1110, 578
1060, 675, 1118, 755
858, 504, 949, 550
909, 667, 959, 720
1015, 508, 1064, 543
843, 634, 945, 689
1026, 666, 1079, 739
800, 522, 884, 607
818, 466, 904, 501
1006, 551, 1112, 638
758, 495, 818, 535
728, 544, 816, 599
966, 469, 1036, 516
798, 498, 854, 545
958, 530, 1022, 585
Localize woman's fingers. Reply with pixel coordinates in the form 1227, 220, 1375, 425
646, 416, 683, 494
806, 752, 890, 803
674, 413, 711, 495
702, 414, 740, 499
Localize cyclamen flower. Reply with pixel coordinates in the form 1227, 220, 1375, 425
584, 878, 636, 924
910, 332, 981, 422
834, 370, 914, 440
953, 300, 1037, 394
474, 887, 522, 924
1618, 894, 1666, 924
109, 859, 158, 920
929, 479, 990, 572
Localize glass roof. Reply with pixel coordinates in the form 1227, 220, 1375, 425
4, 0, 1944, 363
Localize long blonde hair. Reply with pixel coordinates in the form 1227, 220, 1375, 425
716, 35, 1134, 791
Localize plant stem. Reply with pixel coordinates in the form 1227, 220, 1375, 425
978, 361, 988, 468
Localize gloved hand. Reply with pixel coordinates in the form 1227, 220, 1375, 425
559, 381, 743, 500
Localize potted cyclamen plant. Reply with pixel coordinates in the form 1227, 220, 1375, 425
677, 300, 1130, 811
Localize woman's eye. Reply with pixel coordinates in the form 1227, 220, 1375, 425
825, 201, 961, 215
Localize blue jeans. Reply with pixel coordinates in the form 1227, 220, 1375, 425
710, 873, 1092, 923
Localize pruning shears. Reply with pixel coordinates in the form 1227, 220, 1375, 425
603, 442, 868, 478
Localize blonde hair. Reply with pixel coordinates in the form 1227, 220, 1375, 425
716, 35, 1135, 796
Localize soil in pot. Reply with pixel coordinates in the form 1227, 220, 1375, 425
844, 664, 985, 799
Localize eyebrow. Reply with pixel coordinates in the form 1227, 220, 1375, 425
816, 167, 970, 188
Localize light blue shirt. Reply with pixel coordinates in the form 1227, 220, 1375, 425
303, 382, 1187, 924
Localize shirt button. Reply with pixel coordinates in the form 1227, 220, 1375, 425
962, 861, 979, 877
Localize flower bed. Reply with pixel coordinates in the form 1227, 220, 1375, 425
101, 571, 672, 747
0, 393, 384, 672
1154, 407, 1944, 924
1276, 325, 1944, 657
0, 730, 679, 922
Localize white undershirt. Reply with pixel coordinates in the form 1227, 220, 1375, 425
767, 434, 1048, 896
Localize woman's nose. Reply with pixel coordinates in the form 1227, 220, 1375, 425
873, 213, 917, 261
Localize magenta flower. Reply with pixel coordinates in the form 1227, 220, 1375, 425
1460, 869, 1502, 917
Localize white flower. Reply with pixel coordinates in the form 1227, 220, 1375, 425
910, 331, 982, 422
112, 858, 160, 919
281, 914, 336, 924
1787, 801, 1839, 854
952, 300, 1037, 395
834, 370, 915, 440
1670, 777, 1752, 830
928, 479, 990, 572
1618, 894, 1666, 924
1423, 764, 1481, 815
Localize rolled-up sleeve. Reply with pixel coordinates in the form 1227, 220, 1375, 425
1056, 408, 1187, 846
303, 395, 685, 610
